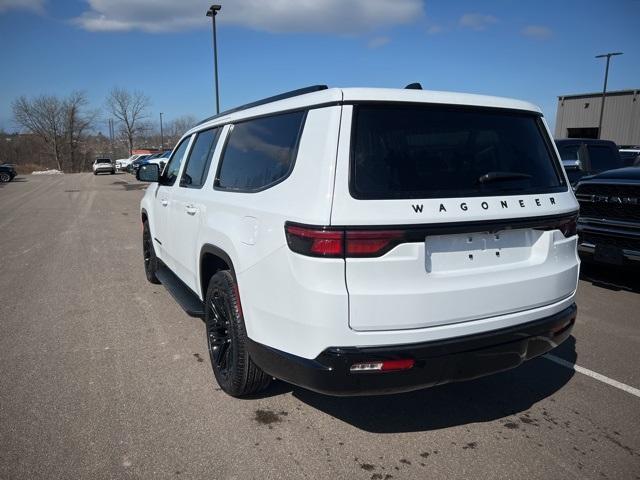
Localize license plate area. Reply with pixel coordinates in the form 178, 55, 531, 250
593, 244, 624, 266
425, 229, 536, 273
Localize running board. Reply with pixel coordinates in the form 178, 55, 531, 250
155, 266, 205, 318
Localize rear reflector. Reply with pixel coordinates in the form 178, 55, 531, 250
350, 359, 415, 373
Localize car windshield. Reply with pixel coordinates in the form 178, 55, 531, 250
351, 104, 565, 199
96, 159, 111, 164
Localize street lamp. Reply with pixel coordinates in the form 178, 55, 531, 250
595, 52, 623, 139
159, 112, 164, 150
206, 4, 222, 114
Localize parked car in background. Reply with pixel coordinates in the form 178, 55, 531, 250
93, 158, 115, 175
116, 154, 145, 171
145, 150, 171, 171
619, 146, 640, 167
137, 85, 579, 397
0, 163, 17, 182
556, 139, 623, 185
126, 154, 151, 174
126, 157, 145, 174
575, 167, 640, 267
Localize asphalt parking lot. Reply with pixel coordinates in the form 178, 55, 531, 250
1, 173, 639, 480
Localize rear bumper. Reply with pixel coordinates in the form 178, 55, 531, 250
248, 303, 576, 396
578, 219, 640, 264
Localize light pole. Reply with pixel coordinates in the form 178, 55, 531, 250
595, 52, 623, 139
206, 4, 222, 114
159, 112, 164, 150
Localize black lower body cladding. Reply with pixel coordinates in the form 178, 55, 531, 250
247, 304, 577, 396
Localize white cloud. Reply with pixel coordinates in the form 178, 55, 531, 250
459, 13, 497, 31
426, 24, 445, 35
73, 0, 425, 34
521, 25, 552, 40
0, 0, 45, 14
367, 36, 390, 48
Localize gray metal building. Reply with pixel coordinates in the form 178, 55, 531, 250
554, 89, 640, 145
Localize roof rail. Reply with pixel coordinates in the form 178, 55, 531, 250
196, 85, 328, 126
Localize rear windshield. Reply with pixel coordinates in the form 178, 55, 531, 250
350, 104, 566, 199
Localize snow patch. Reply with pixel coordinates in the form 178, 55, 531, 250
32, 169, 64, 175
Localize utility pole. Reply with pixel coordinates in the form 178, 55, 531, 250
595, 52, 623, 139
159, 112, 164, 150
206, 4, 222, 114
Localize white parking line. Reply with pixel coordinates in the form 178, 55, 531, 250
544, 354, 640, 398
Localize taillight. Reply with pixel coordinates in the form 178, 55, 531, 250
559, 217, 577, 237
346, 230, 404, 257
537, 215, 577, 237
285, 223, 405, 258
285, 225, 344, 258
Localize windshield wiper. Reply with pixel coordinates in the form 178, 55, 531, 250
478, 171, 532, 184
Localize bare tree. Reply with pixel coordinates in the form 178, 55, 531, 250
106, 87, 150, 155
166, 115, 197, 146
12, 95, 65, 170
64, 91, 99, 171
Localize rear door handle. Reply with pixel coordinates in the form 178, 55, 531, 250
185, 204, 198, 215
161, 199, 169, 207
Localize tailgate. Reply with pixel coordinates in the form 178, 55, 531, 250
346, 225, 578, 331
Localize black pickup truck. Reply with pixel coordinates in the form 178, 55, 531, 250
556, 139, 624, 185
575, 167, 640, 267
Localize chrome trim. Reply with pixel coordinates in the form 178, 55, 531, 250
578, 223, 640, 238
624, 250, 640, 261
578, 242, 595, 254
562, 159, 581, 169
579, 217, 640, 230
576, 179, 640, 187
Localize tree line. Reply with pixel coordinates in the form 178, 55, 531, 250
2, 88, 197, 173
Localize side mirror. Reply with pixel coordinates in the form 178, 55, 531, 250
137, 163, 159, 182
562, 159, 583, 171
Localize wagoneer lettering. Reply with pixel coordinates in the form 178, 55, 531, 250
138, 85, 579, 397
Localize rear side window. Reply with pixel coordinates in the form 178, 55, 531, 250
587, 145, 622, 172
181, 128, 220, 188
351, 105, 566, 199
215, 111, 306, 192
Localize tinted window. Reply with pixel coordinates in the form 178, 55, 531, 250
216, 111, 305, 191
181, 128, 219, 188
351, 105, 565, 199
558, 144, 579, 160
163, 136, 191, 186
588, 146, 622, 172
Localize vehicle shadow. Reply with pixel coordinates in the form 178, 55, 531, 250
580, 261, 640, 293
0, 177, 28, 188
110, 180, 148, 191
258, 336, 577, 433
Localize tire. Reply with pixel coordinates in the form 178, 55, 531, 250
0, 172, 10, 183
142, 221, 160, 284
205, 270, 271, 397
93, 171, 97, 175
110, 170, 115, 175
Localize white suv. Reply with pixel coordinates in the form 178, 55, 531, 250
138, 85, 579, 397
93, 157, 115, 175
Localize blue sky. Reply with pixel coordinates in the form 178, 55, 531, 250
1, 0, 639, 134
